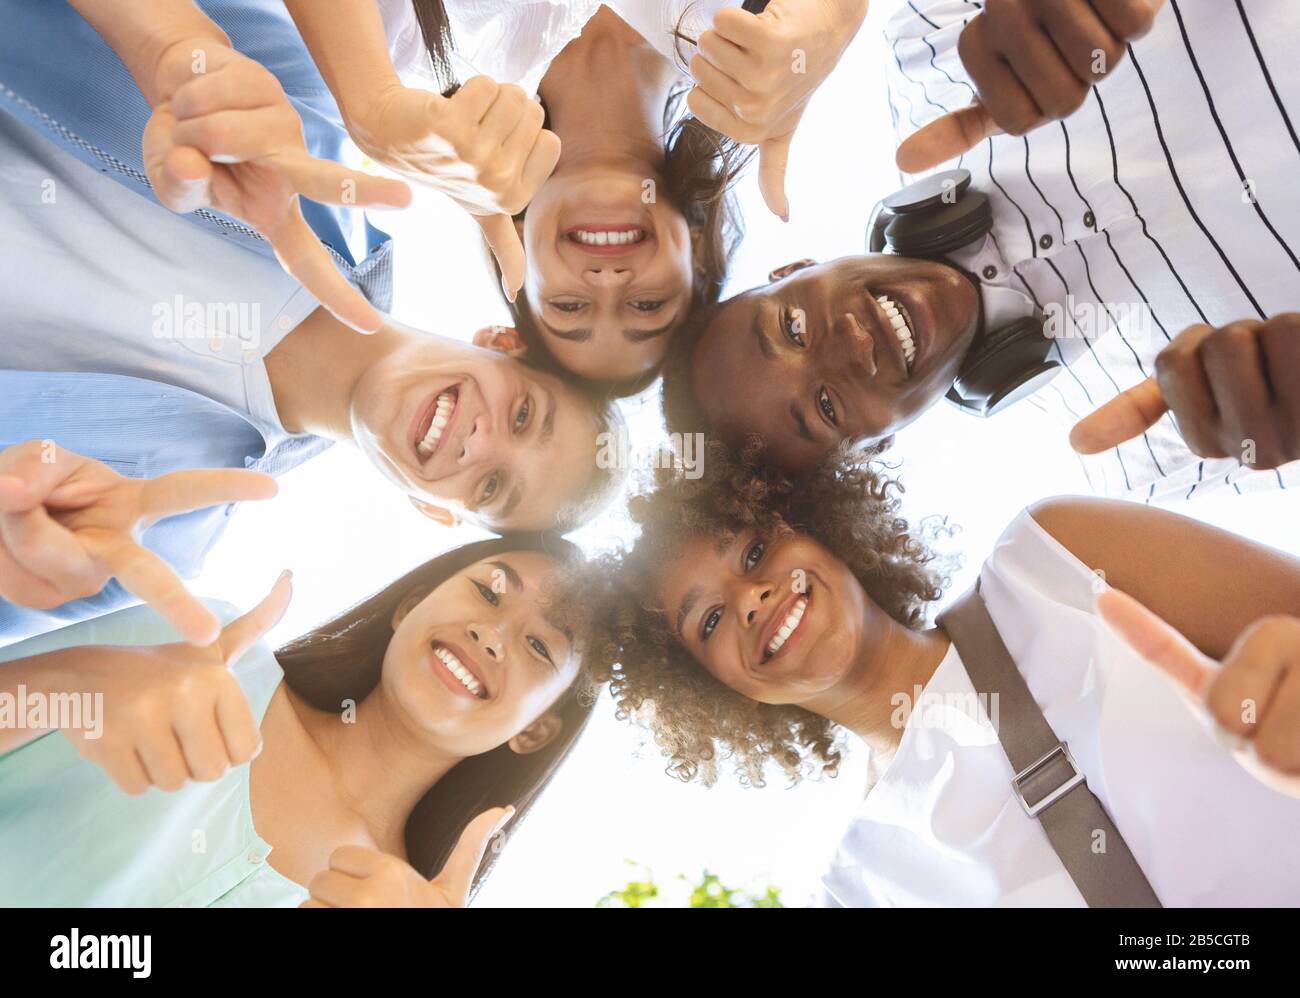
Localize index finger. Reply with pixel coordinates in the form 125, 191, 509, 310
1070, 377, 1169, 454
712, 6, 767, 49
277, 153, 412, 211
94, 538, 221, 645
263, 205, 385, 334
896, 102, 1001, 173
219, 570, 294, 665
1096, 587, 1216, 697
432, 806, 513, 904
141, 468, 278, 522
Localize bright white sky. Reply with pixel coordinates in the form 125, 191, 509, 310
195, 1, 1297, 907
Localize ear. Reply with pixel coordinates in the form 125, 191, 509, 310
409, 495, 459, 528
768, 259, 817, 283
391, 585, 431, 630
472, 324, 526, 358
507, 710, 564, 755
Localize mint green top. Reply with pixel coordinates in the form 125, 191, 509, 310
0, 602, 308, 907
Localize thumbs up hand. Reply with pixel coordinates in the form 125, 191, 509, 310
1097, 587, 1300, 797
686, 0, 868, 221
1070, 315, 1300, 470
300, 807, 514, 908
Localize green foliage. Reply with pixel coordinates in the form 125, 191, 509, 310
598, 862, 784, 908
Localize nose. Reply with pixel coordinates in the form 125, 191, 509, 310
457, 414, 494, 467
735, 579, 774, 628
582, 267, 633, 289
831, 311, 877, 381
467, 621, 505, 662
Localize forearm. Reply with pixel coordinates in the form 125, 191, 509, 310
281, 0, 402, 132
0, 647, 87, 754
1029, 497, 1300, 660
66, 0, 230, 106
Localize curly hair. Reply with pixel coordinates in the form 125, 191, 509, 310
577, 441, 951, 789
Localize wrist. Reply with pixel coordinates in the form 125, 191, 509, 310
344, 77, 408, 155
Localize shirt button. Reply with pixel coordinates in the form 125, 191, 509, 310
247, 850, 265, 865
1039, 234, 1053, 250
1083, 211, 1096, 229
982, 265, 998, 280
208, 338, 223, 352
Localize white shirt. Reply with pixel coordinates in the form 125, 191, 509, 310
0, 108, 319, 453
818, 508, 1300, 907
884, 0, 1300, 502
377, 0, 734, 95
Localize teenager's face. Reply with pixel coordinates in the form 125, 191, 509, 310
654, 528, 872, 706
521, 161, 694, 383
690, 256, 980, 472
384, 552, 580, 758
350, 336, 601, 530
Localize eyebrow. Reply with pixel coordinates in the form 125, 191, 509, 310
489, 560, 524, 592
790, 402, 817, 442
543, 323, 592, 343
623, 317, 679, 343
751, 310, 777, 361
675, 585, 701, 639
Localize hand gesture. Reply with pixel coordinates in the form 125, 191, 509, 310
300, 806, 514, 907
348, 79, 562, 301
0, 441, 277, 645
1098, 587, 1300, 797
687, 0, 869, 219
144, 38, 413, 332
896, 0, 1164, 173
1070, 314, 1300, 470
67, 572, 292, 794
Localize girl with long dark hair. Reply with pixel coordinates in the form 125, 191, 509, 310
0, 536, 593, 906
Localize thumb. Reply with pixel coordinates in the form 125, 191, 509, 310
758, 132, 794, 222
432, 806, 514, 904
476, 214, 525, 304
896, 101, 1000, 174
219, 570, 294, 665
1096, 587, 1216, 699
1070, 377, 1168, 454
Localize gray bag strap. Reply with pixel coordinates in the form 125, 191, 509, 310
937, 584, 1162, 908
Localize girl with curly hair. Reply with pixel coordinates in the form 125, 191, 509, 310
584, 443, 1300, 906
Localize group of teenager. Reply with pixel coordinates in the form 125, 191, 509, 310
0, 0, 1297, 908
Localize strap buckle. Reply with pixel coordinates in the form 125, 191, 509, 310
1013, 742, 1085, 817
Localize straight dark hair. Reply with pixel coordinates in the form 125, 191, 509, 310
274, 535, 594, 897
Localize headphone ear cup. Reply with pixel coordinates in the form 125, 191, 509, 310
884, 190, 994, 258
948, 316, 1060, 416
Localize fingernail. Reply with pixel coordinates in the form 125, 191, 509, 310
278, 569, 294, 585
501, 275, 517, 303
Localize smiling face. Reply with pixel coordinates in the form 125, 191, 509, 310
690, 255, 981, 472
349, 335, 603, 530
382, 551, 581, 758
654, 527, 874, 706
520, 160, 694, 382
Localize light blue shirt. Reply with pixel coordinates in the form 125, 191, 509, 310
0, 0, 394, 310
0, 602, 308, 907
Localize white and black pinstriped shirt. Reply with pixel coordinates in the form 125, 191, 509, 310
884, 0, 1300, 502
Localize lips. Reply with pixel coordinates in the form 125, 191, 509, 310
759, 584, 813, 665
564, 223, 651, 258
430, 640, 490, 700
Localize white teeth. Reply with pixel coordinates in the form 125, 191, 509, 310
571, 228, 647, 247
416, 390, 456, 457
766, 596, 808, 657
875, 295, 916, 369
434, 645, 483, 697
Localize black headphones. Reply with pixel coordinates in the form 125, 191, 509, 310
866, 169, 1060, 417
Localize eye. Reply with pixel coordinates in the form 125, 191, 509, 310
743, 539, 766, 571
630, 299, 665, 312
473, 579, 500, 607
549, 301, 585, 314
817, 387, 837, 425
700, 606, 723, 641
513, 396, 530, 432
527, 635, 554, 664
480, 473, 500, 505
783, 309, 807, 347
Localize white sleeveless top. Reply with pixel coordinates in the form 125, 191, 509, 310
819, 509, 1300, 907
376, 0, 734, 95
